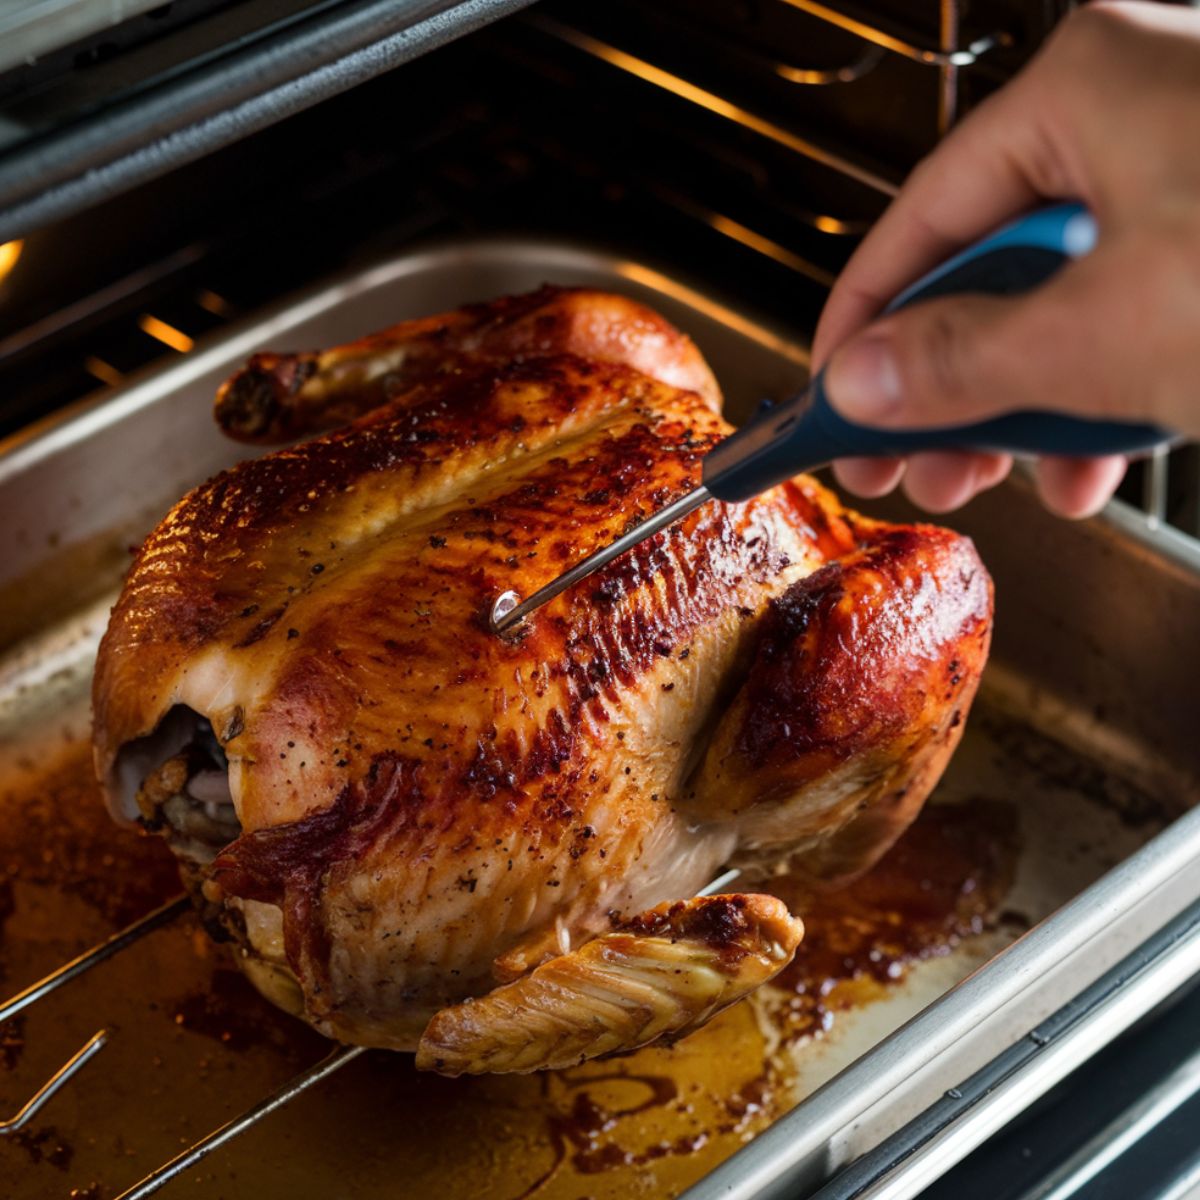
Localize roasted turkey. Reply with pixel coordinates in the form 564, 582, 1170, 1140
93, 286, 992, 1075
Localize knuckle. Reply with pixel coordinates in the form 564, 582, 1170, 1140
1041, 4, 1133, 100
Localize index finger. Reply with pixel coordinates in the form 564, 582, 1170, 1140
811, 52, 1084, 369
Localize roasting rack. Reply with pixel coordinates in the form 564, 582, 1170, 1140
0, 860, 742, 1196
0, 889, 360, 1197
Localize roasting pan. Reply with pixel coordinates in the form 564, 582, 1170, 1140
2, 238, 1199, 1200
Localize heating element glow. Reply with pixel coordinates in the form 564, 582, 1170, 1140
138, 314, 195, 352
0, 238, 23, 285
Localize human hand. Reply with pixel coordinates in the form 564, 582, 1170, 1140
812, 1, 1200, 517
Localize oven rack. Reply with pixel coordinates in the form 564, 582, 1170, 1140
778, 0, 1011, 70
780, 0, 1008, 133
521, 0, 1007, 266
531, 15, 900, 199
0, 0, 1018, 244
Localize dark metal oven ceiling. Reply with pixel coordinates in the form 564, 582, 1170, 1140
0, 0, 537, 242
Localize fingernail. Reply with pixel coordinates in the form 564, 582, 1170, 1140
826, 334, 901, 423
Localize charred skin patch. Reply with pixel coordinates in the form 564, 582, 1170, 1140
215, 354, 318, 441
613, 894, 742, 941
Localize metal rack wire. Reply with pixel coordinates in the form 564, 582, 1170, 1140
529, 15, 902, 198
776, 0, 1013, 129
0, 890, 364, 1198
0, 859, 744, 1196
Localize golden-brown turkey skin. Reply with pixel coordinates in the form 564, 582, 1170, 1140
693, 522, 991, 888
93, 286, 993, 1065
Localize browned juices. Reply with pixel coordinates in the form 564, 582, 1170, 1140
769, 801, 1021, 1037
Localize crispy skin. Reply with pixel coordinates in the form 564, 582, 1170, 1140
692, 519, 992, 887
93, 287, 993, 1069
416, 894, 802, 1075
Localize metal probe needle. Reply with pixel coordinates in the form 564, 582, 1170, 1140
489, 484, 712, 634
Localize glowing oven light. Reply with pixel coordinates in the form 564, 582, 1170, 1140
138, 313, 194, 352
0, 239, 23, 284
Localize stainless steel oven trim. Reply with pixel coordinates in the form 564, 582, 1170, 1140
806, 899, 1200, 1200
0, 0, 168, 74
0, 0, 538, 244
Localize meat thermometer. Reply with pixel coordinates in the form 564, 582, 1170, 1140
489, 203, 1172, 635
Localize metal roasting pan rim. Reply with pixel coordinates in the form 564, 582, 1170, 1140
2, 234, 1200, 1200
689, 810, 1200, 1200
0, 236, 816, 481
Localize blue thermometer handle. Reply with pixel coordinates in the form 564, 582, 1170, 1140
703, 203, 1173, 503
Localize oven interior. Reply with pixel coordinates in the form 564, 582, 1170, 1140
2, 3, 1200, 1199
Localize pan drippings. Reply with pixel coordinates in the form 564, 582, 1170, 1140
2, 688, 1024, 1200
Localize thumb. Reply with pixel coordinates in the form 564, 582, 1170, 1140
822, 245, 1193, 437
